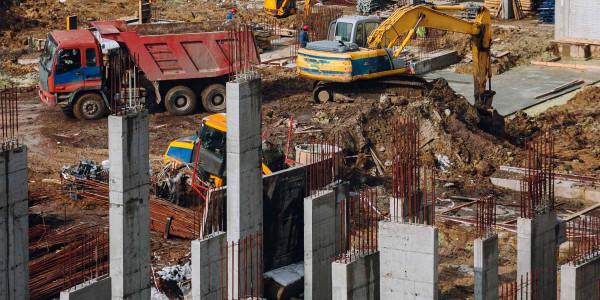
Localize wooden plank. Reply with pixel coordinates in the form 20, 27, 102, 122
564, 203, 600, 222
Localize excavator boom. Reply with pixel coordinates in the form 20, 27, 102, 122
366, 5, 493, 109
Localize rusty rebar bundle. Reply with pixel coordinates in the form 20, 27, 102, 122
109, 52, 142, 116
520, 132, 555, 218
305, 133, 345, 197
227, 23, 258, 82
498, 271, 538, 300
219, 231, 264, 300
566, 214, 600, 266
336, 189, 382, 264
475, 194, 497, 238
391, 115, 436, 225
0, 85, 20, 150
29, 225, 109, 300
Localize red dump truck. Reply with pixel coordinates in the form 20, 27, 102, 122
38, 20, 260, 120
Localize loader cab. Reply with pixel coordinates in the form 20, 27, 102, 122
327, 16, 382, 47
38, 30, 102, 106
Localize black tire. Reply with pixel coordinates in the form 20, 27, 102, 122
313, 86, 333, 103
73, 93, 106, 120
201, 84, 226, 113
165, 85, 197, 115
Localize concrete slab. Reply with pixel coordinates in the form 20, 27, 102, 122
332, 252, 380, 300
191, 232, 226, 300
474, 234, 498, 300
304, 190, 337, 300
424, 66, 600, 116
60, 277, 112, 300
561, 256, 600, 300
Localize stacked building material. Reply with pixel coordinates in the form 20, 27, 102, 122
537, 0, 555, 24
485, 0, 537, 17
356, 0, 386, 13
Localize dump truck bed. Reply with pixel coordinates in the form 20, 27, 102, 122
91, 20, 260, 82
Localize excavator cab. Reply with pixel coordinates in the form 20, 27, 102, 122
163, 113, 272, 189
264, 0, 297, 18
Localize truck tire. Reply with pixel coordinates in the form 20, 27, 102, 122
165, 85, 197, 115
73, 93, 106, 120
201, 84, 226, 113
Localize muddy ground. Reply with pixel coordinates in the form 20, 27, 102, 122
1, 0, 597, 298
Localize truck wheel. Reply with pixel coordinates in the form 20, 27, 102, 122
313, 86, 333, 103
201, 84, 226, 113
73, 93, 106, 120
165, 85, 197, 115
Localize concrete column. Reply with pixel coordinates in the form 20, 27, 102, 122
109, 111, 151, 300
0, 146, 29, 300
379, 221, 438, 299
331, 252, 380, 300
304, 190, 336, 300
517, 210, 557, 300
192, 232, 227, 300
226, 77, 263, 242
501, 0, 514, 20
474, 234, 498, 300
60, 277, 112, 300
226, 77, 263, 299
560, 256, 600, 300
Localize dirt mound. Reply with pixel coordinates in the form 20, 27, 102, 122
506, 86, 600, 174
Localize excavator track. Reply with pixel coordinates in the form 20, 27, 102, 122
312, 75, 429, 103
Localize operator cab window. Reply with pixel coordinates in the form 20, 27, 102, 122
334, 22, 353, 43
200, 125, 225, 159
56, 48, 81, 75
355, 23, 365, 47
365, 22, 379, 39
85, 48, 97, 67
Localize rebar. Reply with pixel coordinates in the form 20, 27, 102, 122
475, 194, 497, 238
109, 52, 142, 116
0, 85, 20, 150
219, 231, 264, 300
498, 270, 538, 300
305, 133, 345, 197
520, 132, 555, 218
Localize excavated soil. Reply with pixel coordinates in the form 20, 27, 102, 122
506, 86, 600, 175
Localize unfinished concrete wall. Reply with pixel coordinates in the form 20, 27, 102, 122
263, 165, 306, 271
474, 234, 498, 300
331, 252, 380, 300
555, 0, 600, 40
0, 146, 28, 300
109, 111, 151, 300
192, 232, 226, 300
517, 210, 557, 300
379, 221, 438, 299
60, 277, 112, 300
304, 190, 336, 300
560, 256, 600, 300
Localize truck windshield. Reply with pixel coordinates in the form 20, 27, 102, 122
334, 22, 353, 43
40, 35, 57, 72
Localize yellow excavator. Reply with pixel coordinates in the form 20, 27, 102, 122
264, 0, 310, 18
297, 5, 500, 124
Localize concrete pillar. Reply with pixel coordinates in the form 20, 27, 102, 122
502, 0, 514, 20
109, 111, 151, 300
331, 252, 380, 300
192, 232, 227, 300
560, 256, 600, 300
226, 77, 263, 242
379, 221, 438, 299
474, 234, 498, 300
60, 277, 112, 300
226, 77, 263, 299
517, 210, 557, 300
0, 146, 29, 300
304, 190, 336, 300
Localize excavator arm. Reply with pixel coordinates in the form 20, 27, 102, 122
366, 5, 494, 110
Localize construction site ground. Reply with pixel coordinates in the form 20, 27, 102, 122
2, 0, 600, 299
